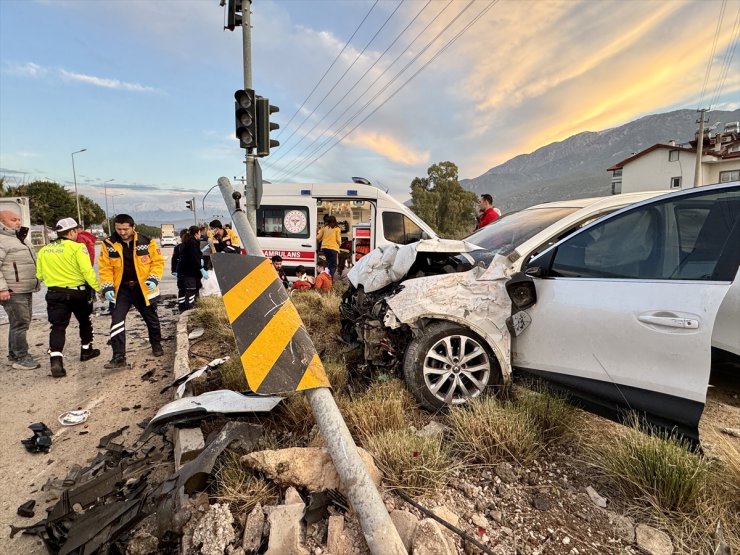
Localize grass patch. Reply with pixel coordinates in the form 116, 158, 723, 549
339, 379, 416, 441
324, 357, 348, 394
220, 351, 248, 391
291, 289, 343, 359
513, 387, 579, 446
266, 393, 315, 445
190, 297, 235, 345
447, 397, 541, 465
588, 418, 713, 513
212, 451, 278, 515
367, 429, 454, 496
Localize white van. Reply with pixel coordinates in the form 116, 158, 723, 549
254, 182, 436, 277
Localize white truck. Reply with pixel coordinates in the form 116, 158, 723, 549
253, 181, 437, 278
160, 223, 177, 247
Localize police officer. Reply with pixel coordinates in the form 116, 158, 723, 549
99, 214, 165, 368
36, 218, 100, 378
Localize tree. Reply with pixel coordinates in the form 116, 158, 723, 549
410, 161, 478, 239
79, 195, 106, 226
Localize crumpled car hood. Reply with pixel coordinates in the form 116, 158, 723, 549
383, 255, 514, 375
348, 238, 483, 293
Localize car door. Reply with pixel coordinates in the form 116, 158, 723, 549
511, 184, 740, 442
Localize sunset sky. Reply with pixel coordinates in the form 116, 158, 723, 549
1, 0, 739, 216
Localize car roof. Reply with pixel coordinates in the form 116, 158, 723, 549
522, 191, 667, 212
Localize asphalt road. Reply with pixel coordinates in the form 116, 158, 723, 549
0, 245, 179, 323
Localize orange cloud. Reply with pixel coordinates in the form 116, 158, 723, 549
344, 130, 430, 165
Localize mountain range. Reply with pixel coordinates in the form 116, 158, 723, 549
460, 108, 740, 213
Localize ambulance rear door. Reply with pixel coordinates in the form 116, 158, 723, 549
257, 196, 317, 277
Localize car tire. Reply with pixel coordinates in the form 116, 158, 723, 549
403, 321, 502, 411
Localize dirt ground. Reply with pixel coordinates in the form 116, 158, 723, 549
0, 300, 179, 555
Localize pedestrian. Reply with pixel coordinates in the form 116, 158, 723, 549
35, 218, 101, 378
0, 208, 40, 370
209, 219, 241, 253
171, 229, 187, 307
291, 265, 313, 292
476, 194, 500, 230
271, 255, 289, 288
314, 259, 333, 292
98, 214, 165, 368
316, 215, 340, 278
176, 225, 209, 312
76, 228, 97, 266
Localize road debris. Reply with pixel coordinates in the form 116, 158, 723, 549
57, 409, 90, 426
21, 423, 53, 453
16, 500, 35, 518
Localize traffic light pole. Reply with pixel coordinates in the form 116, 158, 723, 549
241, 1, 258, 236
217, 177, 405, 555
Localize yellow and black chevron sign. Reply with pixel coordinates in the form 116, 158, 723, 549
212, 253, 330, 394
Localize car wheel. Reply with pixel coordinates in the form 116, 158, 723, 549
403, 321, 502, 411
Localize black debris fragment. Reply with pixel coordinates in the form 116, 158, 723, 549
136, 418, 151, 430
97, 425, 128, 449
140, 370, 155, 381
17, 500, 36, 518
21, 423, 53, 453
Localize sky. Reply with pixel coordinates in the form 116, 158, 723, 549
1, 0, 739, 221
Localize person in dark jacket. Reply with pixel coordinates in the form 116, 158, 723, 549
176, 226, 208, 312
171, 229, 187, 306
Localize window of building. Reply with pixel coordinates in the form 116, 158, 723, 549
719, 169, 740, 183
670, 176, 682, 189
611, 181, 622, 195
382, 212, 424, 245
669, 150, 679, 162
612, 169, 623, 177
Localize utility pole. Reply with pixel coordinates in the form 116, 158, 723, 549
694, 108, 708, 188
241, 2, 258, 235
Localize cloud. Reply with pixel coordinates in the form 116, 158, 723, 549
58, 69, 163, 93
344, 130, 429, 165
2, 61, 46, 77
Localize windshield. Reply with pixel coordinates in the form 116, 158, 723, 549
465, 207, 580, 255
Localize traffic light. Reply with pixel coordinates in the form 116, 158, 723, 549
226, 0, 243, 31
235, 89, 257, 150
185, 199, 193, 211
256, 97, 280, 157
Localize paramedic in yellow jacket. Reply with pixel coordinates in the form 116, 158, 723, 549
208, 219, 241, 253
98, 214, 165, 369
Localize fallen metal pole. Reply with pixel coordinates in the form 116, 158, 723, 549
217, 176, 406, 554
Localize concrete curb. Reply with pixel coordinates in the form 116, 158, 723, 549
172, 311, 205, 469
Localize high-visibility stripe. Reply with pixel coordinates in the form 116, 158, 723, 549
111, 328, 125, 337
222, 259, 275, 322
213, 252, 330, 394
49, 351, 64, 357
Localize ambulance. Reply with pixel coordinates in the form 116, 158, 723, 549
254, 179, 437, 277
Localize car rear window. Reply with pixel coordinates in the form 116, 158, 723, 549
465, 207, 580, 255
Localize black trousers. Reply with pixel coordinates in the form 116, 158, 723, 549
178, 276, 201, 312
110, 283, 161, 357
46, 287, 94, 356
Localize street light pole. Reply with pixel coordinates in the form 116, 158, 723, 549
103, 179, 114, 235
71, 148, 87, 227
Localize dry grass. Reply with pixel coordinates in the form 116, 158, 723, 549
513, 387, 579, 447
212, 451, 278, 516
447, 397, 541, 465
190, 296, 234, 345
291, 289, 344, 359
220, 351, 248, 391
324, 357, 348, 394
267, 393, 315, 443
339, 379, 417, 441
366, 429, 455, 496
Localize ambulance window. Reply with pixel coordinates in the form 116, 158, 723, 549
257, 206, 310, 238
383, 212, 424, 245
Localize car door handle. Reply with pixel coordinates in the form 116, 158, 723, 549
638, 314, 699, 329
301, 243, 312, 247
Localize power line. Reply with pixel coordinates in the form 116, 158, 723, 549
273, 0, 403, 158
698, 0, 726, 108
275, 0, 379, 139
278, 0, 499, 182
267, 0, 432, 168
271, 0, 468, 180
709, 2, 740, 110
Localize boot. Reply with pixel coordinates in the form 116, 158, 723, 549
104, 356, 127, 369
80, 345, 101, 361
50, 356, 66, 378
151, 342, 164, 357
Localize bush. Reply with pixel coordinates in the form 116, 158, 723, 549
447, 397, 541, 465
367, 429, 454, 496
513, 388, 578, 446
212, 451, 278, 515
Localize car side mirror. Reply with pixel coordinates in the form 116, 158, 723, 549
505, 272, 537, 311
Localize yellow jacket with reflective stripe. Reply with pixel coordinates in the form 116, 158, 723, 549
36, 238, 99, 290
99, 232, 164, 305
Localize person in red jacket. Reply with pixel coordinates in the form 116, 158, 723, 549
76, 229, 97, 265
476, 194, 500, 229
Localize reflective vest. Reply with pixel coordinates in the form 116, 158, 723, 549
36, 238, 99, 290
99, 233, 164, 305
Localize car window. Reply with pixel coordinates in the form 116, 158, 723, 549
382, 212, 424, 245
465, 207, 580, 255
549, 187, 740, 280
